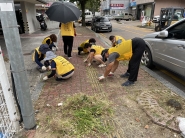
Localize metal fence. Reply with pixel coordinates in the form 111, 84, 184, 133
0, 48, 19, 138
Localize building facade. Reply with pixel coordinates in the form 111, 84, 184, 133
154, 0, 185, 16
134, 0, 155, 20
101, 0, 130, 15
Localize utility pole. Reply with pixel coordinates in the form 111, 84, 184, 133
0, 0, 36, 129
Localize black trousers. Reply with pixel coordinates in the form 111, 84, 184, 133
127, 37, 145, 82
62, 36, 74, 57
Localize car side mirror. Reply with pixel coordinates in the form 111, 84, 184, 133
158, 30, 168, 38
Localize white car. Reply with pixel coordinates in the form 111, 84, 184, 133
104, 15, 114, 20
152, 15, 160, 23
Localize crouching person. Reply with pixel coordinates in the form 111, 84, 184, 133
43, 51, 75, 81
42, 34, 58, 51
78, 38, 96, 55
32, 44, 51, 72
83, 43, 107, 67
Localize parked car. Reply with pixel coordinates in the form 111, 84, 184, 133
114, 12, 133, 21
152, 15, 160, 23
91, 16, 112, 33
141, 18, 185, 78
78, 10, 93, 25
104, 15, 114, 20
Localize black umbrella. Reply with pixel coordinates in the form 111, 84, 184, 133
45, 1, 82, 23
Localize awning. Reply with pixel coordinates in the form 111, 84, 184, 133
14, 0, 47, 4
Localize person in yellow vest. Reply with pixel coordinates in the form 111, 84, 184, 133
32, 44, 51, 72
43, 51, 75, 81
109, 35, 125, 47
42, 34, 58, 51
60, 21, 76, 59
83, 43, 107, 67
78, 38, 96, 55
109, 35, 130, 78
98, 37, 145, 86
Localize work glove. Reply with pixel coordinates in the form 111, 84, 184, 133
98, 64, 106, 68
43, 76, 48, 81
42, 66, 47, 71
83, 59, 87, 63
47, 66, 51, 70
87, 63, 91, 67
98, 75, 105, 81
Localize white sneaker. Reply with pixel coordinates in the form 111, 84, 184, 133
98, 64, 106, 68
68, 57, 72, 59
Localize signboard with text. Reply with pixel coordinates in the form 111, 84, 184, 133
110, 4, 124, 9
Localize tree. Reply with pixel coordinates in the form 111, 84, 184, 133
70, 0, 88, 26
86, 0, 101, 16
70, 0, 101, 26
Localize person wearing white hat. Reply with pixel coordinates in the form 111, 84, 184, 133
43, 51, 75, 81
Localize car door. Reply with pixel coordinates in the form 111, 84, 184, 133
155, 20, 185, 76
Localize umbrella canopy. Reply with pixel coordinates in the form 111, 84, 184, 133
45, 1, 81, 23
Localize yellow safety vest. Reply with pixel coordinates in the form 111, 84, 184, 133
115, 36, 125, 43
112, 35, 125, 47
42, 37, 52, 45
80, 39, 89, 53
53, 56, 75, 76
32, 47, 41, 61
60, 22, 74, 36
91, 45, 105, 55
109, 39, 132, 61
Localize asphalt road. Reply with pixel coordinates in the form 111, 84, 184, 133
90, 20, 185, 93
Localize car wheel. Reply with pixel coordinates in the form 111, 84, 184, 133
154, 25, 161, 32
91, 26, 93, 30
141, 47, 155, 69
109, 29, 112, 32
94, 27, 98, 33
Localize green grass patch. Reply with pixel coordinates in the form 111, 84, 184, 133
38, 93, 114, 137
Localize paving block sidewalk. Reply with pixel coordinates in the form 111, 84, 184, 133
27, 24, 185, 138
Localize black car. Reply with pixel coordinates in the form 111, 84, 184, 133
91, 16, 112, 33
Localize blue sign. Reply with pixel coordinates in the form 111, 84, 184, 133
130, 2, 136, 7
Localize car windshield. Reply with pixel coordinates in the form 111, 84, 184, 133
96, 17, 109, 22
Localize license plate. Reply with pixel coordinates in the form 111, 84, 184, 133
41, 23, 44, 25
102, 27, 108, 29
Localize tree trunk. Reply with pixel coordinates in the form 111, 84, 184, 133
80, 2, 86, 26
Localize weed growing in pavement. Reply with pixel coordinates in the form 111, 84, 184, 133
36, 93, 114, 137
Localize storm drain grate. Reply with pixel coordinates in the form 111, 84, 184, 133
137, 91, 180, 133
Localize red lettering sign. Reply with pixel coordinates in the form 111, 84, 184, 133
110, 4, 124, 7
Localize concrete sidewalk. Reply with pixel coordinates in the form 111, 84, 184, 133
1, 20, 185, 137
24, 22, 185, 137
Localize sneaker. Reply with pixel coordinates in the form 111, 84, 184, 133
121, 80, 134, 86
108, 72, 114, 76
36, 66, 41, 70
68, 57, 72, 59
120, 72, 130, 78
36, 66, 44, 73
98, 64, 106, 68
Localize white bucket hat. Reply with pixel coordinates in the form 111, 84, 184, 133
44, 51, 57, 61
